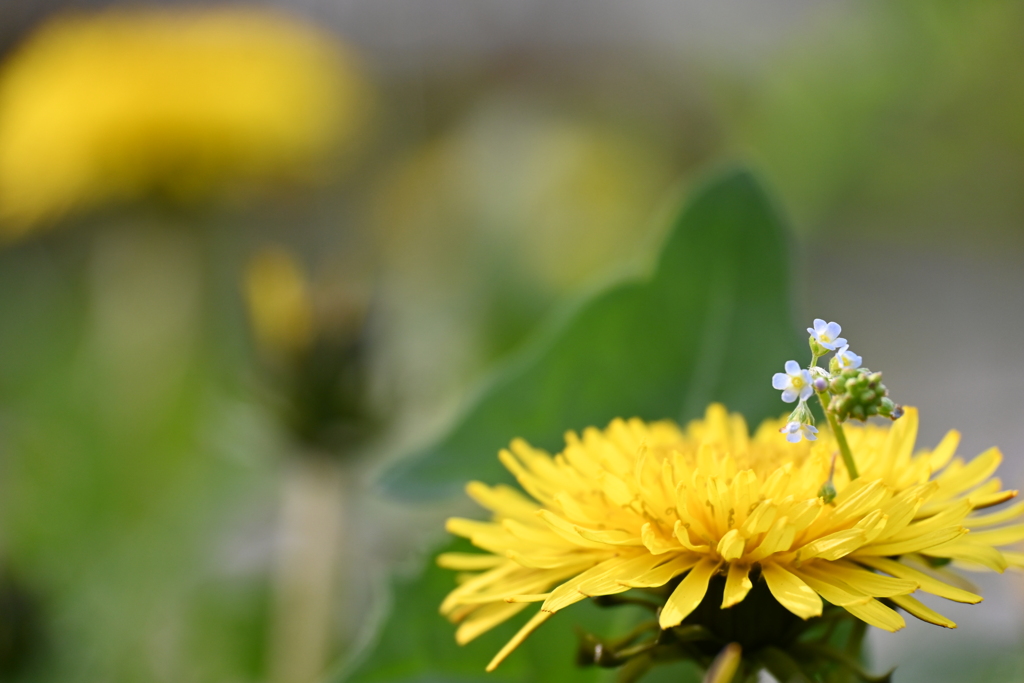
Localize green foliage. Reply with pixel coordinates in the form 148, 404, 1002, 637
345, 168, 805, 682
0, 233, 277, 683
741, 0, 1024, 242
383, 167, 804, 500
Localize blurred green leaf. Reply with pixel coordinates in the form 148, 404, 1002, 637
382, 167, 803, 500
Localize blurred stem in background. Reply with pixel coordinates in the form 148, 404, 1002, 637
245, 247, 379, 683
268, 456, 347, 683
88, 219, 203, 442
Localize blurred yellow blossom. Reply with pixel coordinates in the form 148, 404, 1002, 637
0, 7, 369, 235
373, 101, 674, 293
245, 247, 316, 358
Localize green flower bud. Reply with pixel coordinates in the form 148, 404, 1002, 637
809, 335, 829, 357
818, 480, 837, 505
826, 368, 900, 422
878, 397, 904, 420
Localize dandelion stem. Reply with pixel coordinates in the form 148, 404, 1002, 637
817, 391, 859, 480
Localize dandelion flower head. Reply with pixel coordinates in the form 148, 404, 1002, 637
0, 7, 369, 235
440, 404, 1024, 671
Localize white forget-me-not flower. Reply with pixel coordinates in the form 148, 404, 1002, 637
808, 319, 847, 351
773, 360, 813, 403
835, 344, 863, 370
780, 420, 819, 443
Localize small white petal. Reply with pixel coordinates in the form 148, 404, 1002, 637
772, 373, 789, 390
786, 431, 802, 444
799, 385, 813, 401
825, 321, 842, 339
813, 319, 828, 334
781, 389, 798, 403
836, 346, 863, 370
784, 360, 801, 375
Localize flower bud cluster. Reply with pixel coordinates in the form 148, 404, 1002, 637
827, 368, 901, 422
771, 319, 903, 444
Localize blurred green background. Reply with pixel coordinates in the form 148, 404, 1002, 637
0, 0, 1022, 682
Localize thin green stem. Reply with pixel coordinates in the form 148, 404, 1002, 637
807, 348, 858, 479
818, 392, 858, 480
609, 620, 660, 648
612, 640, 658, 662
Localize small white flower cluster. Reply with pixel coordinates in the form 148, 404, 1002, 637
780, 408, 818, 444
772, 319, 864, 443
807, 318, 861, 370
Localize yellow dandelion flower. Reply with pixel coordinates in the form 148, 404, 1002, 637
0, 7, 369, 235
440, 404, 1024, 671
244, 247, 316, 358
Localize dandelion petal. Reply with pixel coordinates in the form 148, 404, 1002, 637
721, 563, 752, 608
659, 558, 721, 628
762, 563, 822, 619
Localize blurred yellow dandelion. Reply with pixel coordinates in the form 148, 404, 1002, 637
0, 7, 369, 235
245, 247, 316, 358
440, 404, 1024, 671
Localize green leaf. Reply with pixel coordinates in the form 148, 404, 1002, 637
382, 167, 803, 500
